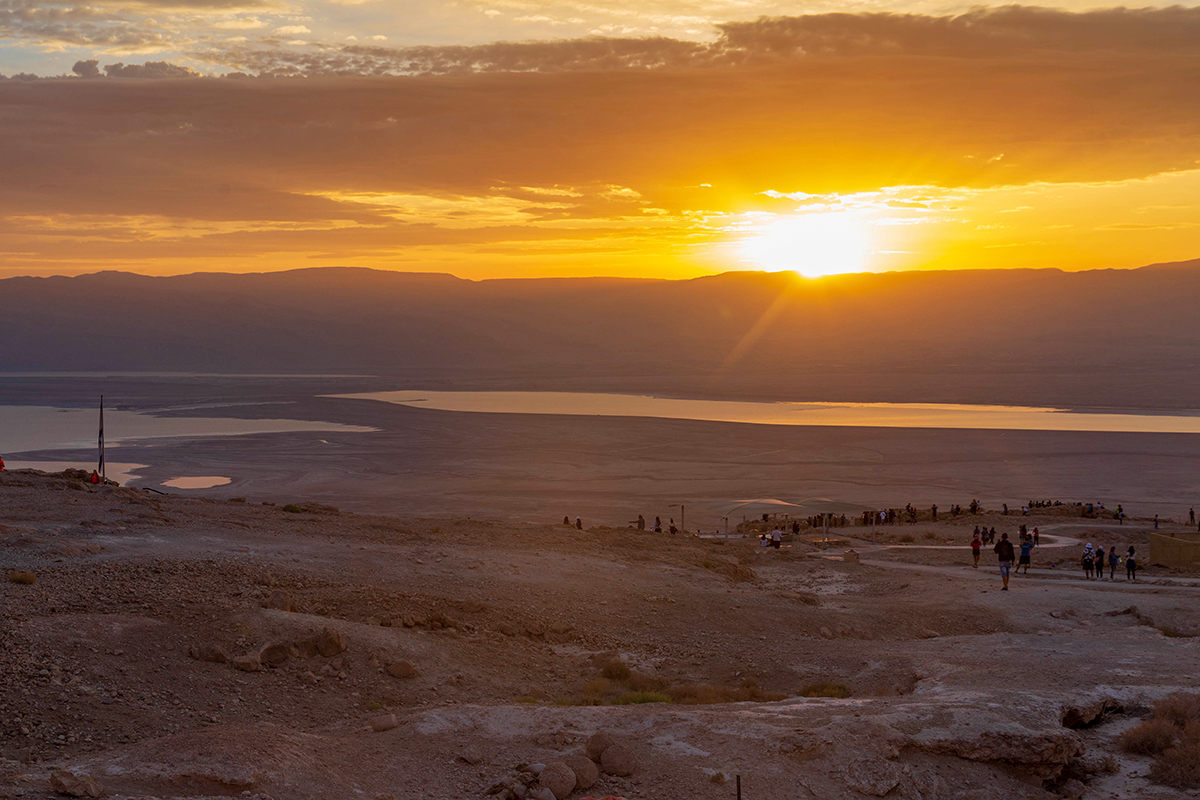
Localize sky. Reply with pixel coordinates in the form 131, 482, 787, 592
2, 2, 1200, 280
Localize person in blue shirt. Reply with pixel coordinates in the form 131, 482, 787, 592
1017, 534, 1034, 575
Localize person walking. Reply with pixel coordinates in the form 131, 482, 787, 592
1108, 546, 1119, 580
1018, 534, 1033, 575
1032, 527, 1039, 546
1126, 546, 1138, 581
994, 532, 1015, 591
1191, 507, 1196, 526
770, 527, 782, 549
971, 530, 982, 568
1154, 514, 1159, 530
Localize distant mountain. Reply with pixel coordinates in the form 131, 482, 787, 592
4, 264, 1200, 408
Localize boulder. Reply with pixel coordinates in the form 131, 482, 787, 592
600, 743, 636, 776
538, 762, 576, 800
231, 653, 262, 672
49, 770, 102, 797
563, 754, 599, 790
259, 643, 291, 668
460, 746, 483, 765
262, 589, 298, 612
188, 644, 229, 664
1060, 778, 1086, 800
316, 627, 348, 657
293, 635, 320, 658
584, 731, 614, 761
527, 788, 555, 800
370, 714, 398, 732
386, 660, 418, 679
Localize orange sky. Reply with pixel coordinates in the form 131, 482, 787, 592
2, 6, 1200, 279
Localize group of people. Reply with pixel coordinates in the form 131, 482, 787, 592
978, 529, 1139, 589
1081, 543, 1137, 581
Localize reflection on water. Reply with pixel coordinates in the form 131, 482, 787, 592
162, 476, 232, 490
334, 390, 1200, 434
0, 405, 375, 455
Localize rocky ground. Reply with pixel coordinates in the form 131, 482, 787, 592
2, 470, 1198, 800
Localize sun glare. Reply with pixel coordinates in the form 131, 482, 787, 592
739, 213, 872, 278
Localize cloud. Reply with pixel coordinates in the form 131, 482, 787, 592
3, 6, 1200, 275
104, 60, 202, 77
72, 58, 102, 77
274, 24, 310, 34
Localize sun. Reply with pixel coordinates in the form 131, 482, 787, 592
739, 212, 872, 278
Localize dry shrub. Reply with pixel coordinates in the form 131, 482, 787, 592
899, 534, 915, 543
667, 683, 786, 704
923, 531, 937, 540
8, 570, 36, 585
583, 678, 610, 696
612, 691, 672, 705
1119, 719, 1178, 755
799, 681, 851, 698
625, 671, 669, 692
1154, 693, 1200, 729
1149, 740, 1200, 789
601, 659, 630, 680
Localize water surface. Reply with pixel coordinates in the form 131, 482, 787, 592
0, 405, 374, 455
162, 476, 232, 489
334, 390, 1200, 434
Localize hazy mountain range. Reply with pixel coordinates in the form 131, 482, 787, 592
4, 261, 1200, 409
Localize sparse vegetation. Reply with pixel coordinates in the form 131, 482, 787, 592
612, 690, 672, 704
583, 678, 610, 696
364, 701, 383, 711
898, 534, 915, 543
667, 681, 786, 704
799, 681, 851, 698
601, 659, 631, 680
710, 771, 727, 784
282, 504, 304, 513
7, 570, 35, 585
1120, 693, 1200, 789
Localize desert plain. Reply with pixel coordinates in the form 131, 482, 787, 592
3, 462, 1199, 800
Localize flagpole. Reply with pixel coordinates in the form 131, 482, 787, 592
99, 395, 105, 481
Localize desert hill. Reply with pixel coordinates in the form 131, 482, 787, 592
4, 262, 1200, 407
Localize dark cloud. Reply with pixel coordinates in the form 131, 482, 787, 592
203, 5, 1200, 77
714, 6, 1200, 59
104, 60, 201, 77
72, 58, 102, 77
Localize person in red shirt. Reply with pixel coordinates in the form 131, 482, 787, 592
970, 531, 982, 568
0, 455, 5, 472
90, 470, 100, 484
